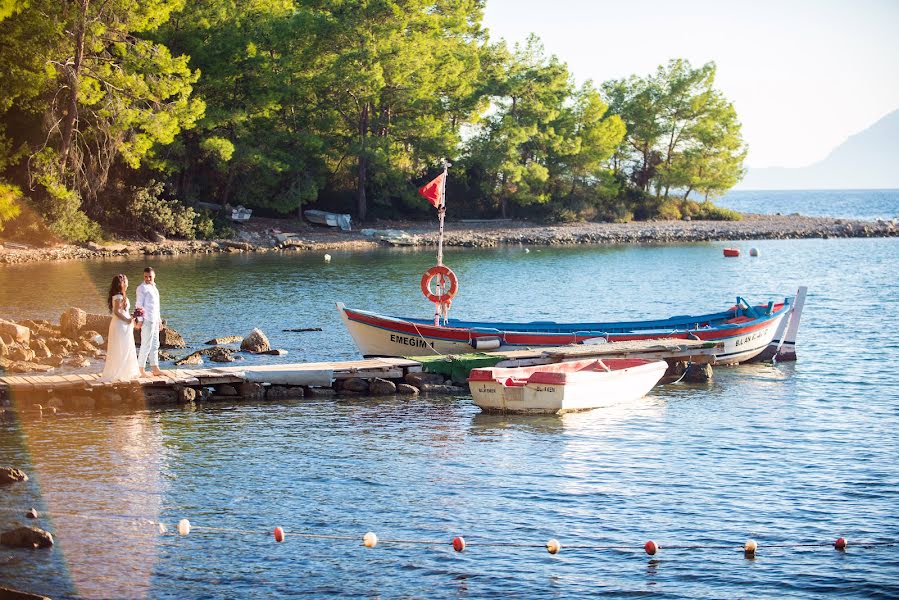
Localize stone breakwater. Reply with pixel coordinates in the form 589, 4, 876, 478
0, 214, 895, 264
421, 214, 898, 248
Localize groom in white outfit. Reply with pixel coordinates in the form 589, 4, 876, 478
136, 266, 163, 377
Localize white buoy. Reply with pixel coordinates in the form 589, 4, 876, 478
178, 519, 191, 536
363, 532, 378, 548
524, 248, 530, 253
749, 247, 759, 257
324, 254, 332, 262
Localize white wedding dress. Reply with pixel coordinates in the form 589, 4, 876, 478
100, 294, 140, 381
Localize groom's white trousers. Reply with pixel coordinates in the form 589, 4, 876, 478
138, 320, 160, 368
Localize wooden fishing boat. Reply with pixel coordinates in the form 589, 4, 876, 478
336, 287, 807, 365
468, 358, 668, 414
338, 166, 806, 367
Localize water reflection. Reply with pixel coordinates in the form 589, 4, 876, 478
13, 408, 167, 599
468, 395, 666, 436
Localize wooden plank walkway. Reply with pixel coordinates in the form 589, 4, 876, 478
0, 339, 716, 394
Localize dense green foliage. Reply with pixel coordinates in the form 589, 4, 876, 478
603, 59, 747, 201
0, 2, 746, 243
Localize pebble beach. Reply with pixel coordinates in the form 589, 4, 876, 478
0, 213, 895, 264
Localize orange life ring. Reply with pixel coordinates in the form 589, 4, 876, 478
421, 265, 458, 304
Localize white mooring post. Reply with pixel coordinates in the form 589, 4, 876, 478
775, 286, 807, 362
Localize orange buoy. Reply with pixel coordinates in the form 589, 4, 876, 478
644, 540, 658, 555
546, 539, 561, 555
421, 265, 458, 304
452, 536, 466, 552
723, 248, 740, 257
274, 527, 285, 542
744, 539, 758, 557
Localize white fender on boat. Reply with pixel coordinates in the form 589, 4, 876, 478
471, 337, 501, 351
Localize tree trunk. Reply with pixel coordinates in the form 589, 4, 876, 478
356, 103, 369, 222
59, 0, 89, 172
220, 167, 236, 206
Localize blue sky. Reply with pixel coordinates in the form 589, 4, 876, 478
482, 0, 899, 168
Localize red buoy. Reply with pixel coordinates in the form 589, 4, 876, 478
644, 540, 658, 556
834, 537, 847, 550
452, 536, 465, 552
274, 527, 284, 542
723, 248, 740, 257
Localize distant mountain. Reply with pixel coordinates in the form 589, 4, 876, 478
737, 109, 899, 190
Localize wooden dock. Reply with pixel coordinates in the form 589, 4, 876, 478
0, 338, 718, 410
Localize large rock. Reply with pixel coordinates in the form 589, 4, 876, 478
0, 336, 8, 357
175, 386, 197, 403
45, 337, 74, 355
240, 382, 265, 401
396, 383, 419, 396
174, 351, 204, 366
207, 347, 236, 363
240, 328, 271, 353
1, 526, 54, 548
133, 324, 187, 349
339, 377, 370, 393
419, 383, 463, 394
32, 339, 52, 360
683, 362, 713, 383
84, 313, 112, 334
404, 371, 445, 387
8, 347, 34, 362
204, 336, 243, 345
0, 319, 30, 345
159, 327, 186, 349
266, 386, 305, 400
5, 361, 54, 374
0, 467, 28, 484
369, 378, 397, 395
60, 307, 87, 339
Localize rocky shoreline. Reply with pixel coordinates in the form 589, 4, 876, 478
0, 213, 895, 265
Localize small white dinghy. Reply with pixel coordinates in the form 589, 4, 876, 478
468, 358, 668, 415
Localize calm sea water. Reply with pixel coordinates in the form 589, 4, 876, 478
719, 189, 899, 220
2, 236, 899, 598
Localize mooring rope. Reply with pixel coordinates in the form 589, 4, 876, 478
2, 506, 891, 557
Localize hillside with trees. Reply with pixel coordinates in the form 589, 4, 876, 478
0, 0, 746, 244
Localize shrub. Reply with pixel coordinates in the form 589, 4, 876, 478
128, 181, 202, 238
44, 186, 103, 243
193, 211, 215, 239
27, 149, 103, 243
657, 198, 683, 220
546, 207, 581, 223
0, 182, 22, 233
686, 200, 742, 221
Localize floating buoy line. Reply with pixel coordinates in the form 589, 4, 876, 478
0, 506, 887, 558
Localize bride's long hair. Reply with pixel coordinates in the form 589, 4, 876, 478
107, 274, 128, 312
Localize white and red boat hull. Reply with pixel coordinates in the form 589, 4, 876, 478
468, 358, 668, 414
337, 290, 803, 365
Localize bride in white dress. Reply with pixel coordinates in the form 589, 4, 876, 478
100, 274, 140, 381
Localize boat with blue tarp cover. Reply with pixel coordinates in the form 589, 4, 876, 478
337, 287, 806, 364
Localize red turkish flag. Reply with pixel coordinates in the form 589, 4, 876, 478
417, 173, 445, 208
